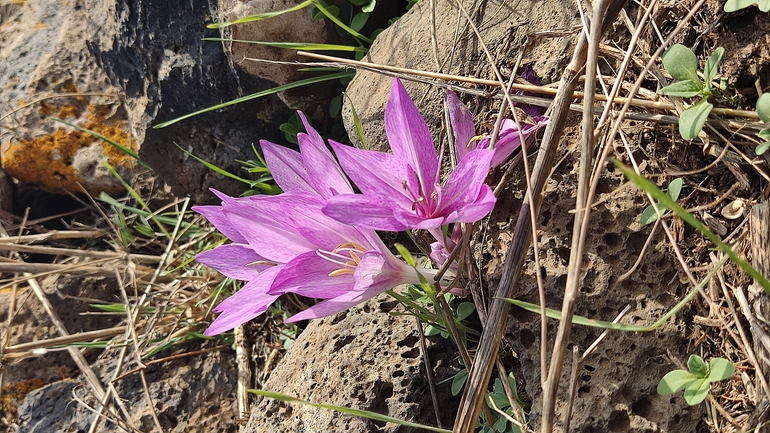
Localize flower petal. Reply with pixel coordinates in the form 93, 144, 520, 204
447, 87, 476, 163
269, 250, 354, 298
283, 288, 382, 323
323, 194, 408, 231
296, 113, 353, 198
445, 184, 496, 223
221, 197, 315, 262
193, 204, 246, 244
261, 140, 314, 194
204, 266, 281, 335
439, 148, 495, 219
196, 244, 271, 280
385, 78, 439, 190
329, 141, 413, 207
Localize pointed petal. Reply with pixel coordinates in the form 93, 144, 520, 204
276, 193, 366, 250
385, 78, 439, 189
323, 194, 408, 231
439, 148, 495, 218
193, 204, 246, 244
329, 141, 413, 207
269, 251, 354, 298
196, 244, 271, 280
261, 140, 313, 194
445, 185, 496, 223
296, 113, 353, 198
447, 87, 476, 163
221, 199, 315, 262
204, 267, 281, 335
283, 288, 382, 323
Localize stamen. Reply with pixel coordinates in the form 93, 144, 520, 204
328, 268, 356, 277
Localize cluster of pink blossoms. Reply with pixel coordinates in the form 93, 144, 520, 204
195, 78, 548, 335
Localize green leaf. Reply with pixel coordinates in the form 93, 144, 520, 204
667, 177, 683, 201
683, 379, 711, 405
394, 243, 416, 267
493, 412, 508, 432
344, 92, 367, 149
759, 129, 770, 141
757, 93, 770, 123
757, 141, 770, 155
761, 0, 770, 11
451, 369, 469, 396
658, 80, 702, 98
362, 0, 377, 13
329, 94, 343, 118
688, 354, 709, 377
641, 204, 667, 225
250, 389, 453, 432
154, 71, 354, 128
456, 302, 476, 321
657, 370, 697, 395
350, 12, 369, 32
707, 358, 735, 382
615, 160, 770, 295
704, 47, 724, 85
208, 0, 313, 28
662, 44, 700, 83
725, 0, 757, 11
311, 0, 373, 43
679, 98, 713, 140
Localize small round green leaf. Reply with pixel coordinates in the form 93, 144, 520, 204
704, 47, 724, 85
707, 358, 735, 382
662, 44, 699, 82
724, 0, 756, 12
679, 99, 713, 140
657, 370, 697, 395
667, 178, 684, 201
757, 93, 770, 123
451, 369, 469, 396
456, 302, 476, 321
687, 354, 709, 378
659, 80, 702, 98
683, 379, 710, 405
757, 142, 770, 156
760, 0, 770, 11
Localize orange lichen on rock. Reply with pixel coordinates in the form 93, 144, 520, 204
1, 378, 44, 424
2, 102, 136, 195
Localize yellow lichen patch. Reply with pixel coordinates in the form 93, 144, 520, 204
1, 378, 44, 424
2, 103, 136, 195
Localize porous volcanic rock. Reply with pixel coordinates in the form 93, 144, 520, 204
340, 1, 704, 431
243, 294, 458, 433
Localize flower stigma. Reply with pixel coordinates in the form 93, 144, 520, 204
317, 242, 367, 277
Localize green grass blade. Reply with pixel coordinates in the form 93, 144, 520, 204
50, 117, 151, 170
310, 0, 373, 44
174, 144, 254, 184
249, 389, 452, 433
203, 38, 368, 52
207, 0, 313, 28
615, 160, 770, 294
102, 162, 172, 239
344, 92, 367, 148
154, 71, 354, 128
97, 192, 196, 229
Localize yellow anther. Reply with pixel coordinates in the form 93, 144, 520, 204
328, 268, 356, 277
246, 260, 278, 267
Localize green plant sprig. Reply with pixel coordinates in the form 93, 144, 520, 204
616, 160, 770, 294
640, 177, 683, 225
657, 354, 735, 405
659, 44, 726, 140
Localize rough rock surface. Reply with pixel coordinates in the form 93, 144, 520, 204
243, 294, 458, 433
341, 1, 703, 431
0, 1, 136, 195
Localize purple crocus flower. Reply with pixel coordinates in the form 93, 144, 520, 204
322, 78, 496, 236
195, 112, 447, 335
447, 87, 549, 169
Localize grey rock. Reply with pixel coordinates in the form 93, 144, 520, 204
86, 0, 294, 203
243, 294, 458, 433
